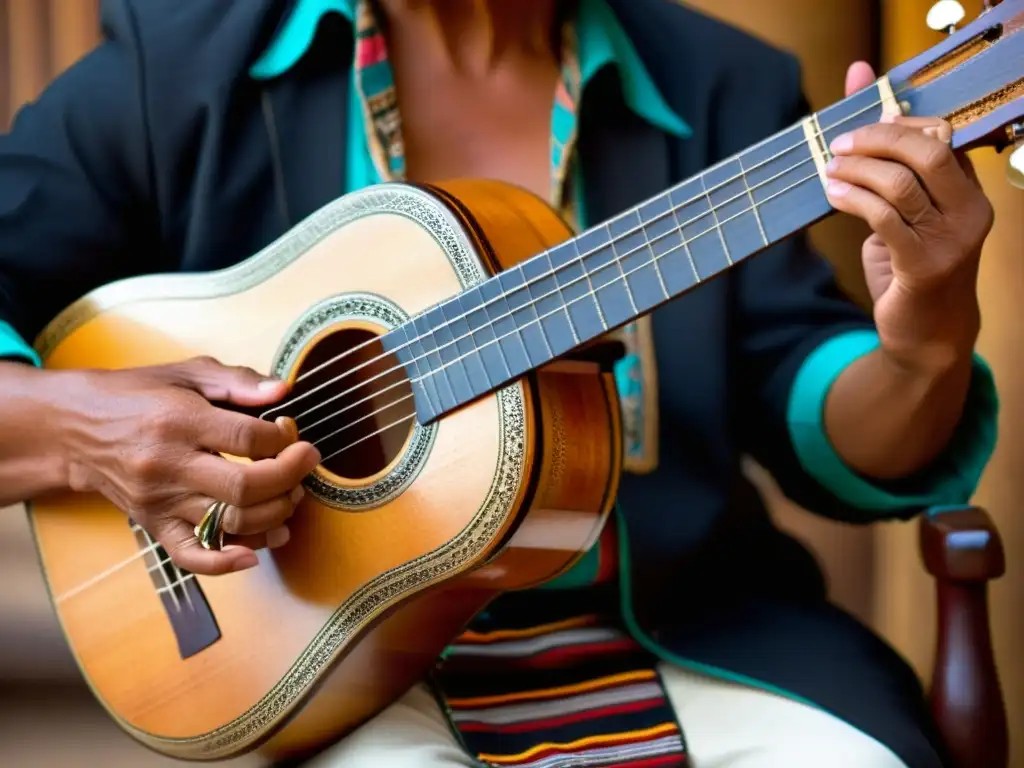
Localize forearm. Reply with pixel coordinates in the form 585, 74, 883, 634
823, 347, 975, 481
0, 362, 71, 505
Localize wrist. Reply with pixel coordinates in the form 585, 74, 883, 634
878, 285, 980, 379
0, 362, 77, 495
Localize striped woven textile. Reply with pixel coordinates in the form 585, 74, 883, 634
433, 588, 687, 767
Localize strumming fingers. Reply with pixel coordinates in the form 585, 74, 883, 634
180, 441, 320, 508
158, 518, 260, 576
197, 487, 303, 538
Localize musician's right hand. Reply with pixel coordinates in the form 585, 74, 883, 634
3, 355, 321, 576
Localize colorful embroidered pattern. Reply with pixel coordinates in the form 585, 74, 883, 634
434, 603, 688, 767
353, 1, 404, 180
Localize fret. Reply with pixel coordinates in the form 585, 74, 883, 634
576, 225, 636, 328
438, 293, 491, 398
636, 191, 700, 294
521, 253, 578, 357
412, 312, 451, 412
606, 208, 669, 316
737, 153, 769, 246
548, 239, 608, 341
417, 307, 462, 415
602, 222, 640, 315
391, 322, 436, 422
816, 84, 887, 151
462, 284, 516, 394
742, 124, 832, 240
476, 278, 531, 381
429, 302, 474, 406
698, 172, 732, 264
495, 266, 553, 367
700, 159, 769, 267
666, 177, 729, 281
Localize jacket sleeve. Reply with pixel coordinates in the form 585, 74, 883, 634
734, 57, 999, 524
0, 0, 154, 364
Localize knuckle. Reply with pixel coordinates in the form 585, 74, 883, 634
231, 364, 261, 381
129, 450, 166, 485
922, 144, 953, 173
148, 407, 184, 440
230, 419, 259, 456
889, 168, 919, 202
872, 203, 901, 231
226, 467, 252, 506
190, 355, 220, 370
274, 497, 297, 524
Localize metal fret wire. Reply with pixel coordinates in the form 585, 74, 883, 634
314, 167, 822, 464
264, 90, 892, 422
291, 153, 822, 432
53, 90, 899, 604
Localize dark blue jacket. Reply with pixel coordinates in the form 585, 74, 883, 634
0, 1, 998, 765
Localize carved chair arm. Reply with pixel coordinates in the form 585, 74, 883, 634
919, 506, 1008, 768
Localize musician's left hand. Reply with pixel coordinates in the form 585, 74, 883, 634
824, 62, 994, 374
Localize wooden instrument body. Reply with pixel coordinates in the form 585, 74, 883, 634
25, 180, 622, 762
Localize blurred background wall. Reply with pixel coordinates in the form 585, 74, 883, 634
0, 0, 1021, 765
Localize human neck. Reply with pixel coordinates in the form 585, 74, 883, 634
376, 0, 560, 74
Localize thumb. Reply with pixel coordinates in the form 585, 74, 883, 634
171, 356, 290, 407
845, 61, 876, 97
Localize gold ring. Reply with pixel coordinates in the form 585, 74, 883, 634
194, 501, 227, 551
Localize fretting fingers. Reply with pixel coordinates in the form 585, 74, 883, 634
825, 180, 920, 256
826, 154, 936, 227
828, 117, 971, 214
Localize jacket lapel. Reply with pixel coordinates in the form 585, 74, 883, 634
577, 68, 672, 226
257, 15, 351, 231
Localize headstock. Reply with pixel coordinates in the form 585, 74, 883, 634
896, 0, 1024, 187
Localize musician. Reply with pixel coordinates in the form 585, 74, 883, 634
0, 1, 999, 766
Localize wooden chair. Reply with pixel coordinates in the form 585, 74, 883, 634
920, 506, 1008, 768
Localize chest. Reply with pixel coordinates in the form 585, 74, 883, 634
387, 54, 560, 201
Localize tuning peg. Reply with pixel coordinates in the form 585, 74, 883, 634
927, 0, 965, 33
1007, 123, 1024, 190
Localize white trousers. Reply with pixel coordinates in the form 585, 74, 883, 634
307, 662, 908, 767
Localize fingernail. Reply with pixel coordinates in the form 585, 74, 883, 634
258, 379, 282, 391
826, 179, 852, 197
276, 416, 300, 442
830, 133, 853, 154
267, 526, 290, 549
290, 486, 305, 505
825, 157, 840, 175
